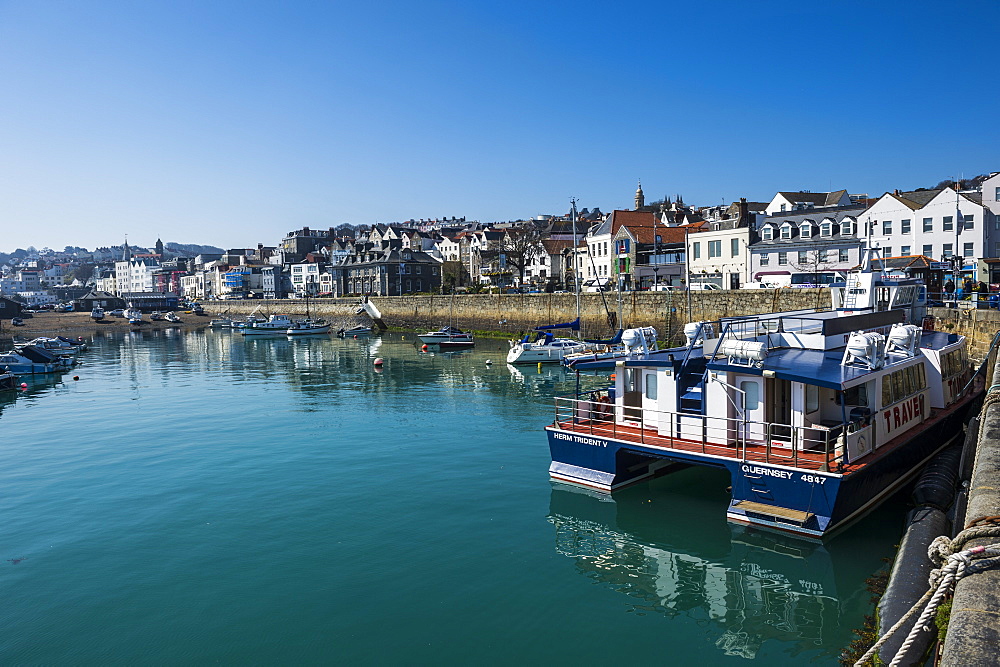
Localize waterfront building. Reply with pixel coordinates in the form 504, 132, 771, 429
278, 227, 338, 264
684, 199, 755, 289
341, 248, 441, 296
764, 189, 853, 215
857, 186, 997, 284
614, 214, 694, 290
290, 262, 324, 297
114, 258, 161, 295
750, 205, 865, 285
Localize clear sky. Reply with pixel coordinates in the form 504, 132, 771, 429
1, 0, 997, 253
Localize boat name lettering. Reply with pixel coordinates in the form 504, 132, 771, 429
741, 464, 792, 479
881, 394, 924, 432
553, 432, 607, 448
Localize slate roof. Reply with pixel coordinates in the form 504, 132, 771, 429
891, 187, 983, 209
540, 239, 575, 254
777, 189, 848, 206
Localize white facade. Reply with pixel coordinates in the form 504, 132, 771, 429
114, 258, 160, 294
765, 190, 852, 216
583, 219, 614, 284
858, 187, 996, 266
290, 263, 322, 296
982, 172, 1000, 218
686, 227, 752, 289
436, 237, 462, 262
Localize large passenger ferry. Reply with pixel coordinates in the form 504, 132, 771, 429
545, 251, 980, 538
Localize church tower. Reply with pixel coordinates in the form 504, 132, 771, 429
634, 180, 645, 209
155, 238, 164, 256
122, 239, 132, 261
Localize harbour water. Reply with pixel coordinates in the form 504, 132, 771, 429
1, 330, 910, 664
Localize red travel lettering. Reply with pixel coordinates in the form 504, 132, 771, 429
894, 406, 901, 428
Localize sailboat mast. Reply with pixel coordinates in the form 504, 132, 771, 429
571, 198, 582, 339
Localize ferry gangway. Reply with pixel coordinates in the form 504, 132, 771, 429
551, 394, 866, 473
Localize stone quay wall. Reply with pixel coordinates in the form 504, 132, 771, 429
927, 307, 1000, 360
210, 290, 830, 342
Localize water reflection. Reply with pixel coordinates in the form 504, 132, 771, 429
548, 473, 894, 661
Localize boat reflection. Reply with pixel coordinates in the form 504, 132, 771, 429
547, 474, 880, 660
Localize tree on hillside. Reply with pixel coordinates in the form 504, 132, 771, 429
934, 174, 989, 191
500, 225, 548, 286
440, 260, 468, 292
72, 264, 95, 283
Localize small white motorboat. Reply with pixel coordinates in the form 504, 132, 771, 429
418, 326, 475, 348
337, 326, 373, 337
286, 320, 332, 336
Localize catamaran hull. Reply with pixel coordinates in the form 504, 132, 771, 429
545, 396, 975, 539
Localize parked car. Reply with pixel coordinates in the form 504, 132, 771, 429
688, 282, 722, 291
109, 309, 125, 317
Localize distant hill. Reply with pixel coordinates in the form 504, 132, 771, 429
165, 242, 225, 256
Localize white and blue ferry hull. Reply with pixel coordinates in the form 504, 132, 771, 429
546, 398, 973, 539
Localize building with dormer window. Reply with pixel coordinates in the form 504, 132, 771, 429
750, 205, 864, 283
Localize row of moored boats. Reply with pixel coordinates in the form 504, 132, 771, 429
0, 337, 88, 390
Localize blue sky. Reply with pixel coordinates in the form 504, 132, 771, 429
1, 0, 997, 253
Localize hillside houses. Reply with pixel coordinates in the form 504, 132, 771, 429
7, 174, 1000, 306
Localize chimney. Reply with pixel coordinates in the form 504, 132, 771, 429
739, 197, 749, 225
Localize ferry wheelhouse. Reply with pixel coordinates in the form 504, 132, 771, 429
545, 256, 978, 539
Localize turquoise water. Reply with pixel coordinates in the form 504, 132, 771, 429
0, 330, 906, 664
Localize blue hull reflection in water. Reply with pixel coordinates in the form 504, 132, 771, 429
548, 468, 907, 663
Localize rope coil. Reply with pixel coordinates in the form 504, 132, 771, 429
854, 526, 1000, 666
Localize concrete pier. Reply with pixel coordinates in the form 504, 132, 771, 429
940, 356, 1000, 665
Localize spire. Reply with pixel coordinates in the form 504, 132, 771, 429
634, 180, 645, 209
122, 237, 131, 261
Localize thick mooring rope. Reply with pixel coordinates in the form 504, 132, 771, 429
854, 523, 1000, 666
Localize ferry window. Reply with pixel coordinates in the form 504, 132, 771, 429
917, 364, 926, 389
892, 372, 905, 401
905, 366, 919, 395
839, 383, 868, 406
741, 381, 759, 411
805, 384, 819, 413
645, 373, 657, 400
902, 367, 915, 396
882, 377, 893, 407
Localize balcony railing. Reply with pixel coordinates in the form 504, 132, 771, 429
551, 395, 862, 473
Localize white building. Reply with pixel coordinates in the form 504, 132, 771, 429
685, 200, 754, 289
751, 208, 863, 284
857, 186, 997, 274
982, 172, 1000, 218
290, 263, 323, 297
765, 190, 853, 216
114, 258, 161, 294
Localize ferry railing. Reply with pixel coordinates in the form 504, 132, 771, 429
552, 395, 846, 471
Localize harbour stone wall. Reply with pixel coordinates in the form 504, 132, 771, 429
927, 307, 1000, 360
209, 289, 828, 342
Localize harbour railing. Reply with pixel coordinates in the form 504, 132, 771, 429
551, 395, 857, 472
